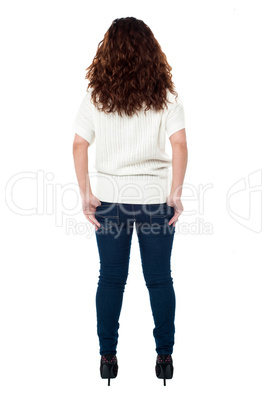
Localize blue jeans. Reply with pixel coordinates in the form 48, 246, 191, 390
94, 201, 176, 355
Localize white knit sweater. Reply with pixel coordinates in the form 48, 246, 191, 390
72, 88, 185, 204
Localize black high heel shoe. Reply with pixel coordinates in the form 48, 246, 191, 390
100, 353, 118, 386
155, 354, 174, 386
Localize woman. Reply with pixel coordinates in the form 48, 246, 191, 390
72, 17, 188, 386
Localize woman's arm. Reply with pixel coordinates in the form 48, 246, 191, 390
167, 128, 188, 226
72, 134, 101, 230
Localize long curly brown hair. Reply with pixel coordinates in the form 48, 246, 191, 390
85, 17, 179, 117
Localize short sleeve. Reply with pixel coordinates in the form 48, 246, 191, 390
165, 94, 185, 139
72, 91, 95, 145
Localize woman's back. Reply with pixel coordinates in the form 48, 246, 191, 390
73, 87, 185, 204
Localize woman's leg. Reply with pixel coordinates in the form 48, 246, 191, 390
95, 204, 134, 355
136, 203, 176, 355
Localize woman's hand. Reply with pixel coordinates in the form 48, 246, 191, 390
166, 193, 184, 227
82, 194, 102, 231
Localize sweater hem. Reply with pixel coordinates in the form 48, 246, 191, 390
92, 172, 172, 204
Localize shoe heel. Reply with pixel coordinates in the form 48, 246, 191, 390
100, 355, 118, 386
156, 355, 174, 386
161, 364, 173, 385
107, 365, 112, 386
101, 363, 114, 386
162, 365, 166, 386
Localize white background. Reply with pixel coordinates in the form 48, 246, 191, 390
1, 0, 266, 400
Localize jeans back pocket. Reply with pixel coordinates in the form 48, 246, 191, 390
95, 202, 119, 226
148, 202, 174, 227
